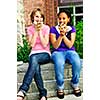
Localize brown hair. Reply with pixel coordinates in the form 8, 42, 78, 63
30, 8, 45, 23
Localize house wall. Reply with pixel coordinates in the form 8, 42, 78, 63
58, 0, 83, 6
21, 0, 83, 27
23, 0, 58, 27
17, 0, 25, 46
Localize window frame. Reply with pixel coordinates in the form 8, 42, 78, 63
58, 5, 83, 26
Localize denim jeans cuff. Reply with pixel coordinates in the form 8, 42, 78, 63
70, 82, 79, 89
39, 89, 47, 97
19, 89, 27, 96
57, 84, 64, 90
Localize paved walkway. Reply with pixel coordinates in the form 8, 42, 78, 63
48, 94, 83, 100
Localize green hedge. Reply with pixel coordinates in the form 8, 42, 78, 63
17, 35, 31, 62
75, 21, 83, 58
17, 21, 83, 62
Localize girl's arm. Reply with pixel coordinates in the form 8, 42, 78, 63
50, 33, 63, 49
38, 30, 49, 48
63, 32, 76, 48
27, 32, 38, 47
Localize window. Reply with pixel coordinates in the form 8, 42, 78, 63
58, 5, 83, 25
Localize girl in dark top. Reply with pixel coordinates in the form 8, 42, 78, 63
50, 10, 82, 99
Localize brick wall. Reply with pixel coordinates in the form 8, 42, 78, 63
54, 0, 58, 25
23, 0, 58, 27
44, 0, 58, 27
21, 0, 83, 28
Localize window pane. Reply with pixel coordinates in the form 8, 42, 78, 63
71, 16, 74, 25
76, 16, 83, 24
75, 6, 83, 14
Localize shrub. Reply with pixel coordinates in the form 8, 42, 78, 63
17, 35, 31, 62
74, 21, 83, 58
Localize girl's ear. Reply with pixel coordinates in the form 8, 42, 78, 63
68, 17, 70, 23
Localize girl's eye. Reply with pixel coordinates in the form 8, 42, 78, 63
36, 16, 39, 18
63, 17, 65, 20
64, 27, 67, 29
59, 18, 61, 20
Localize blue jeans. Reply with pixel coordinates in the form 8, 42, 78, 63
19, 52, 50, 97
51, 50, 82, 90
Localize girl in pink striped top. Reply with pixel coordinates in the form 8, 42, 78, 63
17, 8, 51, 100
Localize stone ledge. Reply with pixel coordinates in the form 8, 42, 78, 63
17, 59, 83, 100
17, 78, 83, 94
17, 59, 83, 73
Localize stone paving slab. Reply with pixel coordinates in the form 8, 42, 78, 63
24, 93, 83, 100
48, 94, 83, 100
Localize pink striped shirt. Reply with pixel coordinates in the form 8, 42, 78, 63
27, 24, 51, 56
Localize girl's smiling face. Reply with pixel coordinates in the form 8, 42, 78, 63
58, 12, 70, 25
34, 11, 43, 23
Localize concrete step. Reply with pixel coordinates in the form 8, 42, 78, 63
25, 92, 83, 100
17, 60, 83, 100
48, 94, 83, 100
17, 67, 83, 82
17, 78, 83, 93
17, 62, 83, 82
